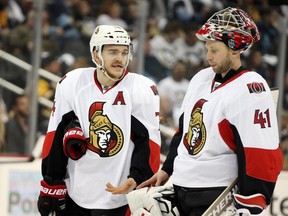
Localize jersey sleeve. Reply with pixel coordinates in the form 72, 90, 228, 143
224, 76, 283, 205
41, 74, 76, 180
129, 77, 161, 185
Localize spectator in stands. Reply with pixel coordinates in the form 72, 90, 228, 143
0, 0, 25, 28
96, 0, 128, 29
245, 48, 272, 86
157, 60, 189, 155
149, 19, 182, 73
0, 94, 8, 152
8, 10, 59, 61
166, 0, 194, 25
129, 36, 169, 83
72, 0, 97, 41
282, 72, 288, 111
121, 0, 138, 39
38, 53, 62, 99
68, 56, 90, 71
38, 53, 62, 133
174, 21, 207, 79
158, 60, 189, 129
256, 8, 280, 55
4, 94, 29, 154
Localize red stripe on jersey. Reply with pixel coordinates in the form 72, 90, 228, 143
125, 208, 131, 216
42, 131, 56, 159
218, 119, 236, 152
149, 139, 161, 173
234, 193, 267, 209
245, 146, 283, 182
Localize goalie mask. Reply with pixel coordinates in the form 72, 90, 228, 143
89, 25, 133, 81
196, 7, 260, 52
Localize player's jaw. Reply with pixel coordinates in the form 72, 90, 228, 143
106, 62, 126, 79
210, 57, 232, 77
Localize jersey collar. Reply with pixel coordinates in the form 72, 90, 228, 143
211, 66, 249, 92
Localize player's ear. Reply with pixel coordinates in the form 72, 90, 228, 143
231, 50, 238, 56
92, 50, 100, 60
231, 50, 240, 58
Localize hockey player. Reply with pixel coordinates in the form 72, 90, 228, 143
137, 7, 283, 216
37, 25, 161, 216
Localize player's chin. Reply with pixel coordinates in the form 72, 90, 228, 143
112, 70, 125, 78
210, 65, 217, 72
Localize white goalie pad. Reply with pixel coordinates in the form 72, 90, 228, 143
126, 186, 180, 216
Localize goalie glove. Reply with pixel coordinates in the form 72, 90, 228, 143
38, 176, 67, 216
63, 118, 87, 160
126, 186, 180, 216
233, 193, 267, 215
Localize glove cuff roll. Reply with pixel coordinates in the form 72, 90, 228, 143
40, 179, 67, 199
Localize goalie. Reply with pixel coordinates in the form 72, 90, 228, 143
136, 7, 283, 216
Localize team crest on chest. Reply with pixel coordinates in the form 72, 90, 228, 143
183, 99, 207, 155
87, 102, 124, 157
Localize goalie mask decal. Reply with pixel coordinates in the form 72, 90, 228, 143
87, 101, 124, 157
183, 99, 207, 155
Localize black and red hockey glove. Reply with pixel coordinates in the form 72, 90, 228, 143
38, 176, 67, 216
63, 118, 87, 160
233, 193, 267, 215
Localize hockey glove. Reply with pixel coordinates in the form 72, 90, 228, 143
63, 118, 87, 160
233, 193, 267, 215
38, 176, 67, 216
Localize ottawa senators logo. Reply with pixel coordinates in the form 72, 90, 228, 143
87, 102, 124, 157
183, 99, 207, 155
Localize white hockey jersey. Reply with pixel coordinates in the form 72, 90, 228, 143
162, 67, 283, 203
41, 68, 161, 209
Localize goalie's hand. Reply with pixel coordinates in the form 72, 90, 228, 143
38, 176, 67, 216
106, 178, 137, 194
137, 170, 169, 189
63, 118, 87, 160
233, 193, 267, 215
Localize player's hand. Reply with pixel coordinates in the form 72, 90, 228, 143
38, 176, 67, 216
137, 170, 169, 189
106, 178, 137, 194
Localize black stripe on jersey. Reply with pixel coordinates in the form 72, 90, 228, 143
230, 123, 275, 205
42, 111, 77, 179
162, 114, 184, 176
129, 116, 154, 185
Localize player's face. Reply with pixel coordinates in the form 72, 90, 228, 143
205, 40, 233, 77
101, 45, 129, 79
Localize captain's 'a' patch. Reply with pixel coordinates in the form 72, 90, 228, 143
247, 82, 266, 94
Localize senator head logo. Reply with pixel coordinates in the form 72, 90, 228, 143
88, 102, 123, 157
183, 99, 207, 155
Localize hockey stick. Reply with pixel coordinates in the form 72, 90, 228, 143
202, 178, 239, 216
203, 88, 279, 216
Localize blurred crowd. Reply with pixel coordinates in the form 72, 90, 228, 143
0, 0, 287, 168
